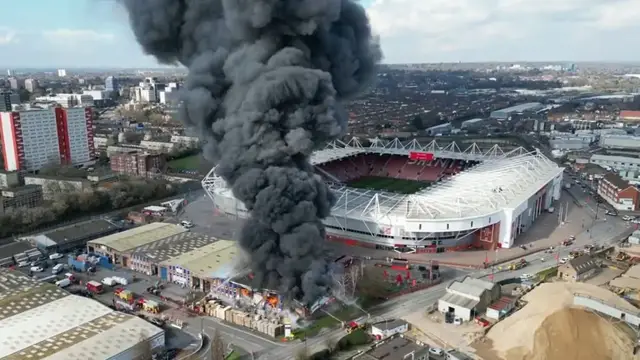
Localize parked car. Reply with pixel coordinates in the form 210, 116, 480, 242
49, 253, 64, 260
180, 220, 194, 228
429, 348, 444, 356
30, 266, 44, 272
560, 257, 568, 264
18, 261, 29, 268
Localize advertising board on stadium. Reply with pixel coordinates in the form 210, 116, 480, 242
409, 151, 434, 161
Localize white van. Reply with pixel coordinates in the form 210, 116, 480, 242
52, 264, 64, 274
55, 278, 71, 288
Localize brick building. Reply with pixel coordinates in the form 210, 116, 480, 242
110, 152, 166, 177
597, 172, 640, 211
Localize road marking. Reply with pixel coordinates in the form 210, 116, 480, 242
205, 318, 284, 346
209, 327, 263, 348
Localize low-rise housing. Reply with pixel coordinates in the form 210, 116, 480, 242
140, 140, 176, 152
558, 255, 599, 282
24, 175, 92, 200
110, 151, 167, 177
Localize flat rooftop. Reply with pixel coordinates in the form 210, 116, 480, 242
0, 270, 42, 301
0, 241, 35, 260
0, 270, 163, 360
160, 240, 238, 279
88, 222, 187, 253
131, 232, 219, 263
43, 219, 121, 245
363, 337, 427, 360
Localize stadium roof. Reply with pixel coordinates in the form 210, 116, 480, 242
203, 137, 563, 222
0, 271, 162, 360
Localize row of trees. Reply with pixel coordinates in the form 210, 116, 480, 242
0, 179, 177, 238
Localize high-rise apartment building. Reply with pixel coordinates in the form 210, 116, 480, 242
105, 76, 118, 92
8, 77, 19, 90
57, 69, 67, 77
24, 78, 38, 92
0, 107, 95, 171
0, 92, 20, 111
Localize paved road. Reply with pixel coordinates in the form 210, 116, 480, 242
255, 218, 633, 359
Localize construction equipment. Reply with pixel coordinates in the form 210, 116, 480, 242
508, 259, 528, 271
616, 252, 630, 262
344, 321, 366, 334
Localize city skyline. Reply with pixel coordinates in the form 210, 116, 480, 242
1, 0, 640, 68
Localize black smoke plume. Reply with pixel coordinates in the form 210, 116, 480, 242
119, 0, 381, 304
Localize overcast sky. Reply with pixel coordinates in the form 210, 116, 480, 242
2, 0, 640, 68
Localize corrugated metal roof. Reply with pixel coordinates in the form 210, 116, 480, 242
439, 292, 479, 310
87, 222, 187, 253
448, 281, 485, 298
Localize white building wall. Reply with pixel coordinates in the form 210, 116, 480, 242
19, 110, 60, 170
0, 112, 18, 171
438, 300, 473, 321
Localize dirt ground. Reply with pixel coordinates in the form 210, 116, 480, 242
478, 282, 640, 360
403, 311, 484, 355
585, 267, 624, 286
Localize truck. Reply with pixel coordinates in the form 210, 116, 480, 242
564, 183, 571, 189
508, 259, 527, 271
86, 280, 104, 294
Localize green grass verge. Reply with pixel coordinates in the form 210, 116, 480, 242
347, 176, 430, 194
168, 154, 201, 170
536, 266, 558, 281
225, 351, 241, 360
291, 306, 362, 339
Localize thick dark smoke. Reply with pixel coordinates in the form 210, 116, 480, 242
119, 0, 381, 304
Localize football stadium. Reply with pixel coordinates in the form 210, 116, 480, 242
202, 138, 564, 253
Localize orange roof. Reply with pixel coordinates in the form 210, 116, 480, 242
620, 110, 640, 119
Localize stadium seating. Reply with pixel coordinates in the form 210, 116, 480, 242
316, 153, 475, 184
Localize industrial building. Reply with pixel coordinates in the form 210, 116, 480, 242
485, 296, 517, 320
87, 222, 187, 266
34, 94, 94, 108
33, 219, 122, 254
490, 102, 544, 120
437, 277, 500, 321
597, 172, 640, 211
0, 107, 95, 171
0, 239, 40, 267
557, 255, 599, 282
158, 240, 238, 292
23, 175, 92, 200
599, 135, 640, 150
0, 269, 165, 360
128, 232, 219, 276
0, 185, 43, 213
590, 154, 640, 184
549, 135, 593, 151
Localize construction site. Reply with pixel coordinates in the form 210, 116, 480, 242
390, 242, 640, 360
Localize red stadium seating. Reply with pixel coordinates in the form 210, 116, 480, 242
317, 153, 474, 184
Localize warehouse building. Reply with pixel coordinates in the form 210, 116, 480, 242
370, 319, 409, 340
599, 135, 640, 150
128, 232, 219, 276
87, 222, 187, 266
33, 219, 122, 254
438, 277, 500, 321
597, 172, 640, 211
158, 240, 238, 292
490, 102, 543, 120
0, 269, 164, 360
0, 239, 40, 267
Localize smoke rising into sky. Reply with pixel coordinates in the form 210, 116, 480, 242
119, 0, 381, 304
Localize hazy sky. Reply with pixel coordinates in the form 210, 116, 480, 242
2, 0, 640, 68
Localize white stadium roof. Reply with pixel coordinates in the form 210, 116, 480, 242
203, 137, 564, 222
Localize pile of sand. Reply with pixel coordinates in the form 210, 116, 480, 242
486, 282, 639, 360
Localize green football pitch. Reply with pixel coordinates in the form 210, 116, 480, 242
347, 176, 431, 194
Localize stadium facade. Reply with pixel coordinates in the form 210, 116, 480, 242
203, 138, 564, 253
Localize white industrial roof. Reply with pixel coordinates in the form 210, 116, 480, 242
203, 137, 563, 222
0, 293, 162, 360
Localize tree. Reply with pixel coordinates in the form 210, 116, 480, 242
295, 349, 309, 360
411, 115, 424, 130
355, 267, 390, 300
211, 329, 226, 360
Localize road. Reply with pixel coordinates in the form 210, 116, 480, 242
254, 217, 633, 359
